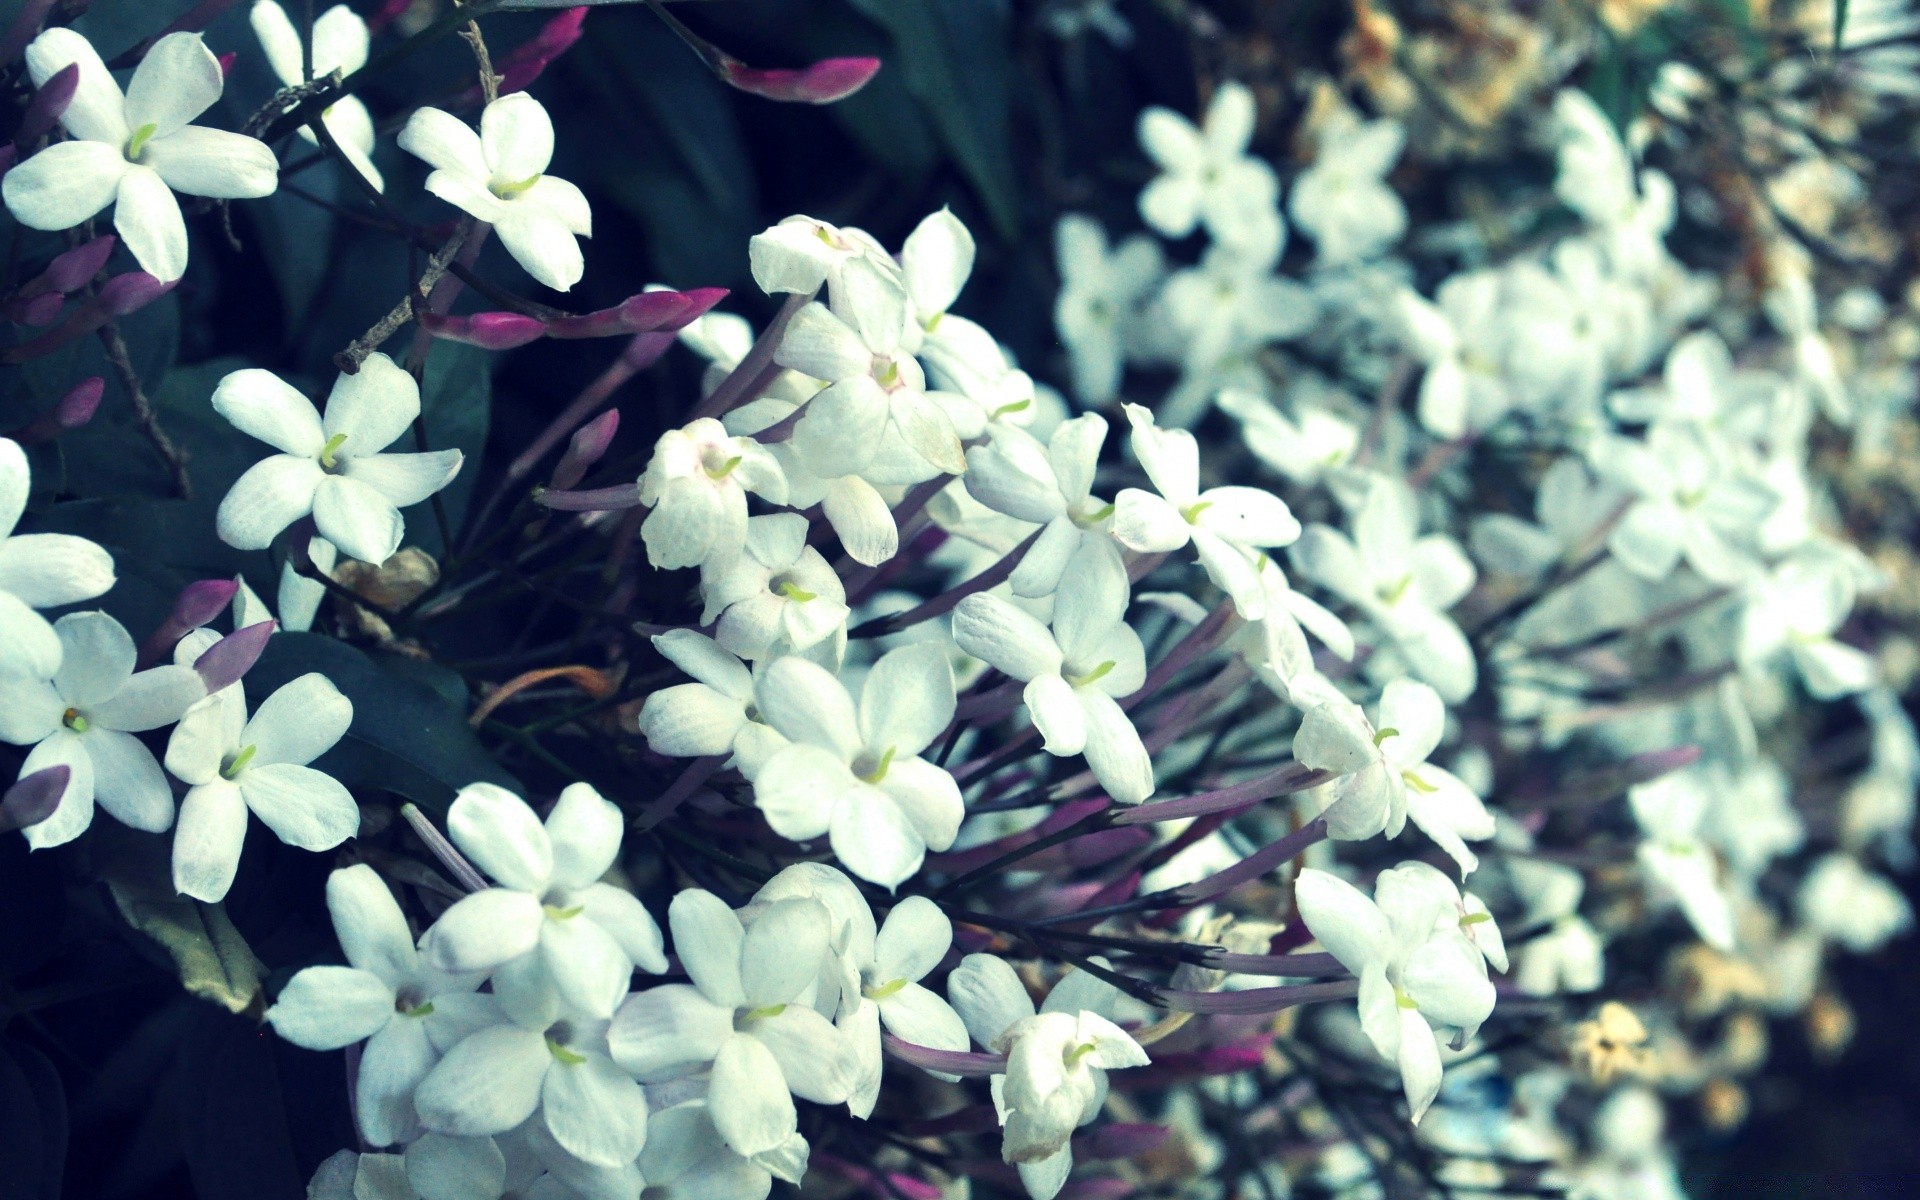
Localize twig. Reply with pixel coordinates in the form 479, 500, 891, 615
97, 321, 191, 498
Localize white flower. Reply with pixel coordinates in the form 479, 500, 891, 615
1294, 865, 1497, 1123
951, 541, 1154, 803
1234, 554, 1354, 703
748, 644, 964, 887
213, 353, 464, 565
1112, 403, 1300, 618
699, 513, 848, 660
1, 30, 280, 282
722, 395, 902, 567
1289, 476, 1478, 703
1738, 553, 1876, 699
1155, 226, 1315, 412
1798, 853, 1914, 953
635, 631, 788, 774
1052, 215, 1162, 403
961, 413, 1116, 598
398, 94, 592, 291
635, 418, 788, 571
1288, 116, 1406, 265
0, 611, 204, 848
165, 670, 357, 901
748, 214, 889, 297
1628, 772, 1735, 951
0, 437, 115, 677
233, 536, 336, 634
267, 865, 495, 1147
1136, 81, 1280, 246
250, 1, 381, 190
1551, 89, 1674, 278
1592, 422, 1776, 584
947, 955, 1148, 1200
424, 783, 668, 1018
1216, 387, 1358, 487
642, 1099, 808, 1200
607, 890, 857, 1159
774, 256, 967, 481
1392, 272, 1514, 438
838, 895, 971, 1118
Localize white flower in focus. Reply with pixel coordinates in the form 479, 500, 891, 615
1289, 475, 1478, 703
635, 630, 788, 775
233, 536, 336, 634
951, 541, 1154, 803
0, 437, 115, 677
749, 214, 890, 297
266, 865, 495, 1147
947, 954, 1149, 1200
250, 1, 381, 190
607, 890, 857, 1159
774, 256, 967, 481
1136, 81, 1280, 246
1294, 865, 1497, 1123
636, 418, 788, 571
1628, 772, 1735, 951
213, 354, 464, 565
1738, 554, 1876, 699
1052, 215, 1163, 403
699, 513, 849, 660
1, 30, 280, 282
961, 413, 1116, 598
0, 611, 204, 848
424, 783, 668, 1017
722, 396, 902, 567
839, 895, 971, 1118
1289, 117, 1406, 265
749, 644, 964, 887
399, 94, 592, 291
1112, 403, 1301, 618
642, 1099, 808, 1200
165, 669, 357, 901
1234, 554, 1354, 704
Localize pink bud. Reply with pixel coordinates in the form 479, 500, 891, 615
15, 62, 77, 146
550, 408, 619, 491
0, 764, 69, 833
215, 51, 235, 77
420, 310, 548, 350
620, 286, 728, 332
7, 375, 102, 444
14, 291, 62, 327
366, 0, 410, 32
720, 55, 881, 104
1078, 1124, 1169, 1160
98, 271, 176, 316
193, 620, 276, 693
46, 236, 116, 293
496, 7, 587, 95
139, 578, 244, 668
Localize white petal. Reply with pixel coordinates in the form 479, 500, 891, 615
124, 33, 222, 136
266, 965, 392, 1049
821, 476, 898, 566
902, 207, 974, 317
792, 377, 887, 478
637, 683, 746, 757
340, 450, 463, 508
92, 663, 202, 731
859, 642, 955, 758
542, 1053, 649, 1168
750, 1004, 853, 1103
217, 454, 324, 550
448, 782, 552, 891
752, 743, 851, 843
948, 954, 1036, 1051
241, 763, 357, 849
313, 474, 405, 564
829, 785, 925, 889
113, 166, 189, 282
494, 208, 584, 292
539, 912, 630, 1018
415, 1025, 549, 1137
544, 782, 622, 889
358, 1015, 438, 1147
425, 888, 544, 972
951, 594, 1063, 681
171, 779, 249, 901
753, 656, 860, 758
1078, 689, 1154, 804
329, 863, 418, 985
710, 1034, 798, 1158
144, 127, 278, 199
1292, 868, 1391, 974
480, 93, 555, 181
55, 610, 135, 706
25, 28, 127, 145
213, 368, 326, 456
580, 882, 668, 975
1025, 673, 1086, 756
0, 534, 115, 608
87, 729, 175, 832
403, 1133, 506, 1200
669, 888, 748, 1007
2, 140, 126, 230
741, 898, 830, 1007
875, 896, 952, 983
324, 352, 421, 454
607, 983, 734, 1079
18, 732, 94, 850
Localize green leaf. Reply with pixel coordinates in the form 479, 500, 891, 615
246, 632, 517, 806
106, 873, 267, 1015
418, 340, 493, 554
844, 0, 1019, 238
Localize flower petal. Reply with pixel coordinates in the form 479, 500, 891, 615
415, 1025, 549, 1137
448, 782, 552, 891
542, 1052, 649, 1168
123, 33, 222, 137
425, 888, 544, 972
710, 1033, 798, 1158
245, 671, 352, 766
241, 762, 358, 850
2, 140, 125, 231
267, 965, 392, 1049
113, 166, 189, 282
313, 474, 405, 564
25, 28, 127, 145
144, 126, 279, 199
212, 368, 325, 456
323, 352, 420, 454
0, 533, 115, 608
87, 728, 175, 832
607, 983, 734, 1079
669, 888, 747, 1007
172, 778, 249, 901
216, 454, 324, 550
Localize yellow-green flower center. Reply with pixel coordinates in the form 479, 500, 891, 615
319, 432, 349, 469
62, 707, 89, 733
126, 122, 159, 160
220, 744, 258, 781
1067, 660, 1116, 689
856, 746, 897, 785
863, 977, 908, 1001
493, 174, 542, 200
775, 579, 817, 602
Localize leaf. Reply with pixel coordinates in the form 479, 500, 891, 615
108, 883, 267, 1015
844, 0, 1019, 238
172, 1005, 305, 1200
419, 340, 493, 554
247, 632, 517, 806
0, 1039, 67, 1200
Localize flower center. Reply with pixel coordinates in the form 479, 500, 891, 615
1066, 1040, 1099, 1065
1395, 986, 1419, 1010
1401, 768, 1437, 794
739, 1003, 787, 1027
1066, 660, 1116, 689
1180, 499, 1213, 524
125, 122, 159, 160
989, 398, 1031, 420
863, 977, 908, 1001
542, 887, 583, 919
1377, 574, 1412, 605
1373, 727, 1399, 746
492, 174, 542, 200
394, 986, 434, 1017
1071, 501, 1116, 529
774, 577, 817, 602
546, 1020, 586, 1062
855, 746, 896, 784
319, 432, 349, 469
702, 447, 742, 480
61, 707, 89, 733
220, 744, 258, 780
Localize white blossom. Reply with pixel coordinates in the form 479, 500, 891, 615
250, 1, 381, 190
636, 418, 788, 571
0, 437, 115, 677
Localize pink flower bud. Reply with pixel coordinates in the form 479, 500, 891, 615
550, 408, 619, 491
15, 62, 76, 147
7, 376, 102, 444
98, 271, 176, 316
193, 620, 277, 693
216, 50, 235, 77
137, 578, 244, 668
45, 235, 116, 293
14, 291, 62, 327
0, 764, 69, 833
496, 7, 586, 95
419, 310, 548, 350
720, 55, 881, 104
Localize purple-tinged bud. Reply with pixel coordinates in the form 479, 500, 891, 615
881, 1034, 1006, 1077
0, 0, 57, 71
15, 63, 77, 147
495, 7, 586, 95
215, 50, 235, 77
0, 765, 69, 833
1078, 1124, 1169, 1161
543, 287, 727, 340
193, 619, 276, 693
138, 578, 242, 668
720, 55, 882, 104
98, 271, 176, 316
399, 803, 490, 893
550, 408, 618, 491
419, 310, 548, 350
535, 482, 645, 512
45, 236, 116, 293
14, 291, 62, 327
7, 375, 104, 444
